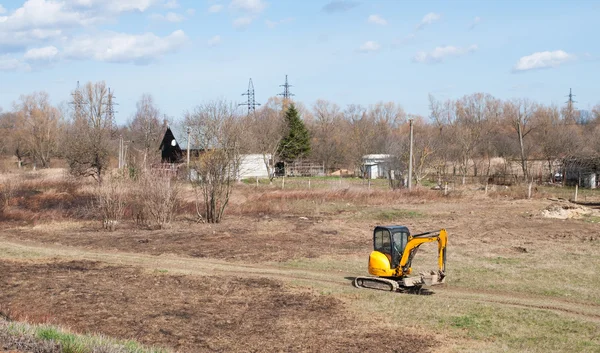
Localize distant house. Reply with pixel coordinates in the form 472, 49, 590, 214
563, 157, 599, 189
158, 127, 270, 179
159, 127, 183, 163
362, 154, 395, 179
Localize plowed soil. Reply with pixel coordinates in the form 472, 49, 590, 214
0, 259, 435, 353
3, 216, 367, 262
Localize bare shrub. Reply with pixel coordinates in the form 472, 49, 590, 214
0, 178, 18, 213
185, 100, 241, 223
95, 176, 127, 231
138, 171, 180, 229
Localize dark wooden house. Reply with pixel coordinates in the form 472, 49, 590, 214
159, 127, 183, 163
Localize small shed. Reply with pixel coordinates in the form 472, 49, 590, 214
362, 154, 393, 179
563, 157, 600, 189
236, 154, 271, 179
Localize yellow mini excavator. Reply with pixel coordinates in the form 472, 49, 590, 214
353, 226, 447, 292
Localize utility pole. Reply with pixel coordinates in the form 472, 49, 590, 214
239, 78, 260, 115
186, 127, 191, 169
118, 135, 124, 169
408, 118, 414, 191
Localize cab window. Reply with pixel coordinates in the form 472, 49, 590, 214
393, 231, 408, 255
374, 228, 391, 255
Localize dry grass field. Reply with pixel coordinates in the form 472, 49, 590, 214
1, 169, 600, 352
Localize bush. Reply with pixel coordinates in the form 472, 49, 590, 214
95, 176, 128, 231
138, 171, 180, 229
0, 179, 18, 214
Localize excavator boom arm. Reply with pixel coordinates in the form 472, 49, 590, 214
399, 229, 447, 275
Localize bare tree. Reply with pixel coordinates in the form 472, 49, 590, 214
0, 112, 26, 166
430, 93, 494, 184
504, 98, 536, 180
66, 81, 115, 183
128, 94, 163, 169
311, 99, 346, 171
185, 100, 241, 223
592, 104, 600, 122
343, 104, 377, 175
533, 105, 566, 179
13, 92, 61, 168
242, 97, 286, 182
410, 116, 441, 185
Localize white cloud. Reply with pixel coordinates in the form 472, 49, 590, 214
67, 0, 159, 12
0, 54, 30, 71
265, 17, 293, 29
207, 35, 221, 47
0, 5, 6, 14
208, 4, 223, 13
233, 16, 252, 29
150, 11, 184, 22
358, 41, 380, 53
0, 0, 94, 31
0, 0, 161, 40
64, 30, 188, 64
24, 45, 59, 60
468, 16, 481, 30
229, 0, 266, 14
513, 50, 576, 72
413, 44, 477, 63
186, 8, 196, 15
164, 0, 179, 9
416, 12, 440, 30
367, 14, 387, 26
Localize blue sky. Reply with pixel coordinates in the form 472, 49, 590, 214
0, 0, 598, 125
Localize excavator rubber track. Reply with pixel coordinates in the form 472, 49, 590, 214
353, 276, 400, 292
352, 276, 439, 295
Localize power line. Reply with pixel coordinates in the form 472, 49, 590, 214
278, 74, 294, 100
239, 78, 260, 115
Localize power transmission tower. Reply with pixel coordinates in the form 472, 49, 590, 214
106, 87, 118, 126
239, 78, 260, 115
69, 81, 87, 117
565, 88, 577, 106
278, 75, 294, 100
565, 88, 577, 122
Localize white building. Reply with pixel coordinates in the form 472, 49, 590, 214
237, 154, 271, 179
362, 154, 394, 179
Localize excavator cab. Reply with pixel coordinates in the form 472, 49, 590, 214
354, 226, 447, 292
373, 226, 409, 269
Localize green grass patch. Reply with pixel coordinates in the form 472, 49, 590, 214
584, 215, 600, 224
3, 320, 168, 353
0, 244, 44, 259
375, 209, 423, 221
276, 257, 364, 274
482, 256, 520, 265
344, 289, 600, 353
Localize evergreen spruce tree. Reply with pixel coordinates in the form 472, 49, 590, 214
278, 104, 311, 162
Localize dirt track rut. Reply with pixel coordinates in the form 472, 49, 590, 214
2, 239, 600, 323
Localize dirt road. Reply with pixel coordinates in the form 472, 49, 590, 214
3, 238, 600, 325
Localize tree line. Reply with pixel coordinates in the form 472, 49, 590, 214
1, 81, 599, 184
